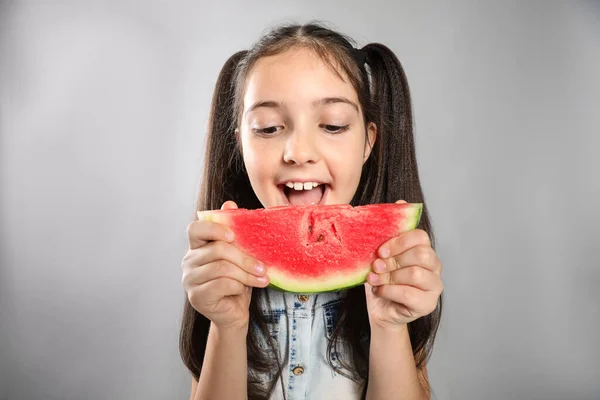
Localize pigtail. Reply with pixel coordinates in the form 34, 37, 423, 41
359, 45, 416, 209
361, 42, 442, 369
197, 50, 263, 213
179, 50, 248, 381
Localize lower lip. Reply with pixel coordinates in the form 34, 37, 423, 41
279, 185, 329, 206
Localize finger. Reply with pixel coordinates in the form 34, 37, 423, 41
183, 260, 269, 289
374, 245, 439, 274
367, 266, 442, 291
183, 241, 266, 277
187, 220, 235, 250
372, 284, 435, 316
394, 244, 440, 273
221, 201, 238, 210
377, 229, 431, 259
206, 277, 247, 298
189, 277, 246, 306
395, 199, 407, 204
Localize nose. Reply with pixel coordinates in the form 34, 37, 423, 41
283, 129, 320, 165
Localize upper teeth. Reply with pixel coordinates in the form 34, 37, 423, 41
285, 182, 320, 190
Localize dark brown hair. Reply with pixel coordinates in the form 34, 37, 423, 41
180, 21, 443, 399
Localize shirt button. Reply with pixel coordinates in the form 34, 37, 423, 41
292, 366, 305, 376
297, 294, 309, 302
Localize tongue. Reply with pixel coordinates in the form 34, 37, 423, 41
288, 187, 323, 206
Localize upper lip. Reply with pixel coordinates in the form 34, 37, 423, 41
278, 178, 328, 185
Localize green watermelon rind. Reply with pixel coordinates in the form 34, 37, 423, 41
269, 264, 371, 294
196, 203, 423, 294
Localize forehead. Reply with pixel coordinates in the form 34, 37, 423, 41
243, 48, 359, 109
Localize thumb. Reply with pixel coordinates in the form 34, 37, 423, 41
221, 201, 239, 210
395, 200, 407, 204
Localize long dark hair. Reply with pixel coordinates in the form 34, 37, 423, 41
179, 22, 443, 399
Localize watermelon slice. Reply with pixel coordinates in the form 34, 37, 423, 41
197, 203, 422, 293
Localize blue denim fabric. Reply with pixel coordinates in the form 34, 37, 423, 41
253, 288, 364, 400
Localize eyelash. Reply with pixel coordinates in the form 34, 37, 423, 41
253, 126, 282, 136
321, 124, 350, 134
253, 124, 350, 136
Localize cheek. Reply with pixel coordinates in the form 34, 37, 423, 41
326, 135, 366, 184
240, 134, 279, 178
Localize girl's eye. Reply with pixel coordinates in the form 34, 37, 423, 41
253, 126, 283, 136
321, 124, 350, 134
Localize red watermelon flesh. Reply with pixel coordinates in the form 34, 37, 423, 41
197, 203, 423, 293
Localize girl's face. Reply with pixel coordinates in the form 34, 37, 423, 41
239, 48, 376, 208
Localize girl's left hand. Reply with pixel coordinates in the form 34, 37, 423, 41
365, 201, 443, 329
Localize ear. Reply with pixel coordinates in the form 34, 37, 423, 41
363, 122, 377, 163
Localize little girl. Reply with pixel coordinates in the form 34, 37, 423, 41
180, 22, 444, 400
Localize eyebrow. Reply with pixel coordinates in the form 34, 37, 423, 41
314, 97, 359, 112
245, 100, 281, 115
245, 96, 359, 115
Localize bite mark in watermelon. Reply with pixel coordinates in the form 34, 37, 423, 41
197, 203, 423, 293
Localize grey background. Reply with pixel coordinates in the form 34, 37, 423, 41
1, 1, 599, 399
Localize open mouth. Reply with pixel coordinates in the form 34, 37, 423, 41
280, 182, 328, 206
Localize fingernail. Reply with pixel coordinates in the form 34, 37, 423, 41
374, 259, 386, 273
254, 263, 265, 274
379, 247, 390, 258
226, 230, 235, 241
257, 275, 269, 284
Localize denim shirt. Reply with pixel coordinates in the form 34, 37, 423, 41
253, 288, 365, 400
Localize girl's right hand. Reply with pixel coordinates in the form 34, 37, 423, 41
181, 201, 269, 330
